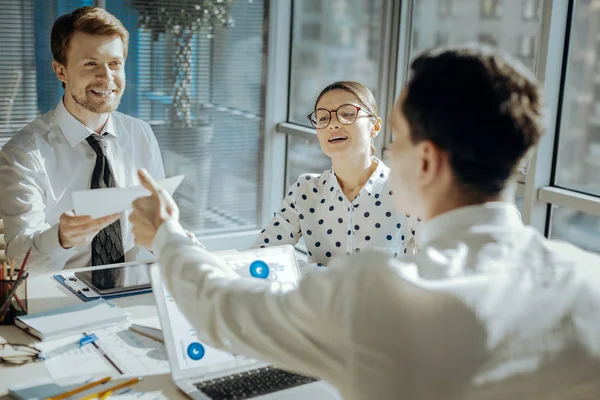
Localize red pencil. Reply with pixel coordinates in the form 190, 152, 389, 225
16, 247, 32, 280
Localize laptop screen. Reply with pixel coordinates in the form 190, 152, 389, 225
153, 245, 301, 374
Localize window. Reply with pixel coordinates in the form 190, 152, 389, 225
523, 0, 542, 20
435, 32, 449, 47
288, 0, 385, 126
438, 0, 455, 17
110, 0, 268, 236
481, 0, 503, 19
285, 136, 331, 189
301, 22, 322, 41
1, 0, 269, 239
478, 33, 498, 47
519, 35, 536, 58
554, 1, 600, 198
550, 207, 600, 254
412, 30, 420, 50
0, 0, 94, 147
410, 1, 543, 75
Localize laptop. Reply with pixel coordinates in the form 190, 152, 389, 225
150, 245, 342, 400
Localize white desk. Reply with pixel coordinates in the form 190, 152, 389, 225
0, 266, 187, 399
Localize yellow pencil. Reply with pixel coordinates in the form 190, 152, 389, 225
46, 376, 112, 400
81, 377, 142, 400
99, 391, 112, 400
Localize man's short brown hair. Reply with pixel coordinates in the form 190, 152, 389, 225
51, 6, 129, 65
402, 44, 544, 197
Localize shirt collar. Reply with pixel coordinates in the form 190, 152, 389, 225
416, 202, 523, 248
54, 98, 117, 147
327, 158, 389, 200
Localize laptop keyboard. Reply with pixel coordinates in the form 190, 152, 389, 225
194, 366, 318, 399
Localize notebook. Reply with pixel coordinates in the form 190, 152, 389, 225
15, 299, 129, 341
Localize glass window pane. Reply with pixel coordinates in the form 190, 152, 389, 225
107, 0, 267, 235
550, 206, 600, 254
288, 0, 385, 126
554, 1, 600, 197
410, 0, 544, 71
285, 136, 330, 189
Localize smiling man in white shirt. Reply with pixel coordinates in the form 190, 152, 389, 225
130, 45, 600, 399
0, 6, 164, 270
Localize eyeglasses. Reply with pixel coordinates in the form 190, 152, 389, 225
307, 104, 375, 129
0, 342, 41, 365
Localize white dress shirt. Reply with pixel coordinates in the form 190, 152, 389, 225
251, 159, 419, 272
154, 202, 600, 399
0, 99, 165, 270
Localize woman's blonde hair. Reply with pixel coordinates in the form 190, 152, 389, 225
314, 81, 379, 155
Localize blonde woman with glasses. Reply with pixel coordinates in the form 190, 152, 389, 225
251, 81, 419, 274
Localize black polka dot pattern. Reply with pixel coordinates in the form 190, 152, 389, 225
253, 164, 420, 267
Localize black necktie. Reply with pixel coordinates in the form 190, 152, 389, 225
86, 133, 125, 266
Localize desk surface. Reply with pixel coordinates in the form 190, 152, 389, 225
0, 267, 187, 399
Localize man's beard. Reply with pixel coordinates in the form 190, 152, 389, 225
71, 87, 123, 114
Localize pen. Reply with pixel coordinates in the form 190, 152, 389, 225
40, 333, 99, 360
80, 333, 98, 347
129, 324, 164, 343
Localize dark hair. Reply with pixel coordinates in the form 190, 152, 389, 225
402, 44, 543, 197
315, 81, 379, 156
51, 6, 129, 88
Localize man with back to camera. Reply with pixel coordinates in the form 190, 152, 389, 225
0, 6, 165, 270
131, 45, 600, 398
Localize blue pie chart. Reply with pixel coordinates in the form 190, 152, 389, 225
187, 342, 205, 361
249, 260, 270, 279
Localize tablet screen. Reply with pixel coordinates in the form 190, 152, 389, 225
74, 263, 151, 295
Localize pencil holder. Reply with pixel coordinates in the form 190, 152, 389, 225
0, 271, 28, 325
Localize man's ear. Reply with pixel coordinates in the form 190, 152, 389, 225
52, 60, 67, 86
418, 140, 445, 186
371, 117, 382, 138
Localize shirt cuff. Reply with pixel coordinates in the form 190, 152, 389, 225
37, 223, 78, 259
152, 219, 188, 256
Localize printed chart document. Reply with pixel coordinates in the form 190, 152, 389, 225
37, 325, 170, 383
72, 175, 184, 219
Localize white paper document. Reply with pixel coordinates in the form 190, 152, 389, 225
38, 325, 170, 383
37, 334, 116, 383
95, 325, 170, 377
72, 175, 184, 219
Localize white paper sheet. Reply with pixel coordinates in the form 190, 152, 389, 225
37, 334, 116, 383
72, 175, 184, 219
95, 325, 170, 377
38, 325, 170, 384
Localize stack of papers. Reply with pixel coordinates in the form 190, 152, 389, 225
15, 299, 129, 340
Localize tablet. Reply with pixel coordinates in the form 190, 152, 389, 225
74, 263, 151, 295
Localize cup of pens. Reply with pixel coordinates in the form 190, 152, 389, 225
0, 249, 31, 325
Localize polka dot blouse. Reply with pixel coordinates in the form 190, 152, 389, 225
251, 159, 420, 267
